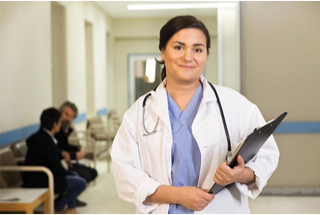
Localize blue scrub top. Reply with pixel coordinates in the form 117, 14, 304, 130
167, 84, 203, 214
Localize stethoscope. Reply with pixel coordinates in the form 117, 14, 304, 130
142, 81, 232, 163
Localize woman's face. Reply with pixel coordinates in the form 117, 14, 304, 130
161, 28, 207, 84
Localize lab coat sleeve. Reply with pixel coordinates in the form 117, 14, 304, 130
111, 110, 162, 213
235, 104, 280, 199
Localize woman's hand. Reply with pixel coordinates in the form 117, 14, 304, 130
177, 187, 215, 211
144, 185, 214, 211
214, 155, 255, 186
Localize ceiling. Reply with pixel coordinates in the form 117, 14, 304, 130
93, 1, 219, 18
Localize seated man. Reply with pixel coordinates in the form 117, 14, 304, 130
23, 108, 86, 214
55, 101, 98, 206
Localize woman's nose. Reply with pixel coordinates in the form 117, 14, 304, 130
183, 49, 192, 62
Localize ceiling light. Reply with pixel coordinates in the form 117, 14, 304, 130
145, 59, 156, 83
127, 3, 235, 10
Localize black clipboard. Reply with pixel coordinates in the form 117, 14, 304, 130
208, 112, 287, 194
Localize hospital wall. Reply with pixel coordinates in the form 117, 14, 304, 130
57, 1, 111, 120
1, 1, 319, 188
0, 2, 52, 133
112, 17, 218, 116
241, 1, 320, 186
0, 1, 112, 135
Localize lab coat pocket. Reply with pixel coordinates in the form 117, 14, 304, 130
137, 127, 167, 175
138, 127, 163, 151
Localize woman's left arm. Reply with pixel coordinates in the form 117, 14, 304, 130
214, 97, 280, 199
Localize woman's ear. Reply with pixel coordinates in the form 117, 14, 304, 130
161, 49, 166, 62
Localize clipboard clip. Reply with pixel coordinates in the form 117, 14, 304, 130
226, 151, 232, 164
254, 119, 274, 133
254, 127, 262, 134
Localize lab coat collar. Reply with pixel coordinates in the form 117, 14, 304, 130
200, 76, 218, 103
150, 76, 217, 134
150, 78, 172, 135
154, 76, 217, 102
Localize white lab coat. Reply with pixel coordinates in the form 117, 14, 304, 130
111, 76, 280, 214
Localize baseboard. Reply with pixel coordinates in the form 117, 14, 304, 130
261, 187, 320, 196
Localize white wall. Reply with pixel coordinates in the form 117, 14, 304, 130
217, 7, 240, 91
57, 1, 110, 116
52, 2, 68, 108
113, 17, 217, 38
0, 2, 51, 132
59, 1, 86, 115
84, 2, 108, 113
107, 33, 116, 110
0, 1, 112, 137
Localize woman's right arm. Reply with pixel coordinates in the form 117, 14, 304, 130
111, 111, 163, 213
145, 185, 215, 211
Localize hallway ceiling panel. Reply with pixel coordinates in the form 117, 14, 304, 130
94, 1, 218, 18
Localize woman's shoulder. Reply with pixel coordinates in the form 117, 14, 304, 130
212, 84, 241, 96
123, 90, 154, 121
128, 80, 165, 113
209, 84, 256, 110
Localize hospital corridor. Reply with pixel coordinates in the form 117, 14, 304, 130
0, 1, 320, 214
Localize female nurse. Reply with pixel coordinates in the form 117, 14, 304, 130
111, 15, 279, 214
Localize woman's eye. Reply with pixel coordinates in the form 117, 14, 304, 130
194, 48, 203, 53
174, 46, 183, 50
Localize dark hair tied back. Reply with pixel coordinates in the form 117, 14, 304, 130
157, 15, 211, 81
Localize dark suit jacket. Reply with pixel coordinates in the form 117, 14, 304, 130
23, 129, 67, 194
55, 127, 80, 160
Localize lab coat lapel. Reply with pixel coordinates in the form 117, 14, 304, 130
150, 81, 172, 136
150, 77, 216, 137
193, 77, 217, 129
192, 77, 219, 147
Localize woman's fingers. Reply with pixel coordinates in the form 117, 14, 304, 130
178, 186, 216, 211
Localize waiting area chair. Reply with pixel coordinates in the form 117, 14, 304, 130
68, 111, 121, 172
0, 147, 54, 214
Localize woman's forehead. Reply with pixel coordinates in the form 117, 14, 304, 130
170, 28, 206, 43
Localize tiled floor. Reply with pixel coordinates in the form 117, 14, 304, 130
76, 160, 320, 214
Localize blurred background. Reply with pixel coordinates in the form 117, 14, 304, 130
0, 1, 319, 214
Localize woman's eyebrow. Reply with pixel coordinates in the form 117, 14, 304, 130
194, 43, 205, 47
173, 41, 185, 46
173, 41, 205, 47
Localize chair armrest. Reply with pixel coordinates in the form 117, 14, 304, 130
70, 130, 88, 135
0, 166, 54, 214
88, 124, 105, 129
88, 125, 109, 135
68, 130, 91, 146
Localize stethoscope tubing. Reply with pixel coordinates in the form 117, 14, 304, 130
142, 82, 232, 156
208, 82, 232, 152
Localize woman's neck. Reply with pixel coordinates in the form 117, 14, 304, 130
166, 78, 201, 112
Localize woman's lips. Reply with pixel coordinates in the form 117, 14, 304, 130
179, 65, 194, 69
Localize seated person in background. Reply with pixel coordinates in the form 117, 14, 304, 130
23, 107, 87, 214
55, 101, 98, 206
